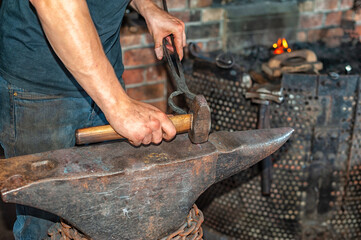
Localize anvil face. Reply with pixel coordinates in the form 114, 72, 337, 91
0, 128, 293, 239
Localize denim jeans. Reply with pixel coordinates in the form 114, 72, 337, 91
0, 75, 108, 239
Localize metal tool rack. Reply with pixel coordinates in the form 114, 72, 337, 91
186, 61, 361, 239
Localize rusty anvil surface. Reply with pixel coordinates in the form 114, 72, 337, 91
0, 129, 293, 240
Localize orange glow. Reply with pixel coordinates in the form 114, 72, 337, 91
274, 48, 284, 54
272, 38, 291, 54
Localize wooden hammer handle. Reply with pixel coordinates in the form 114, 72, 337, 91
75, 114, 192, 145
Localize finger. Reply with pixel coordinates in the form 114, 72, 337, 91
131, 125, 152, 146
154, 40, 163, 60
182, 30, 186, 47
151, 127, 163, 144
161, 116, 177, 141
129, 132, 144, 146
154, 46, 163, 60
148, 116, 161, 131
166, 44, 174, 52
165, 36, 174, 52
129, 140, 141, 147
147, 117, 162, 144
142, 134, 152, 145
173, 23, 185, 60
166, 36, 172, 45
174, 37, 183, 60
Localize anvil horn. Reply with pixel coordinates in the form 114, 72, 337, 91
0, 128, 293, 240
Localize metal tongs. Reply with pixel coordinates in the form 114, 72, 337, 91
162, 0, 196, 114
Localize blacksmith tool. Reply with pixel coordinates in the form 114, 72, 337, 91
75, 94, 210, 145
0, 128, 293, 240
188, 42, 235, 69
262, 49, 323, 77
246, 83, 283, 195
161, 0, 211, 140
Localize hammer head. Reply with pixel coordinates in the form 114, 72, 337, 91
189, 95, 211, 143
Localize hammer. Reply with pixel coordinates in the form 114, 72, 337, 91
246, 83, 283, 195
75, 95, 211, 145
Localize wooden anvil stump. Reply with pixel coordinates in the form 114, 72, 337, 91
0, 129, 293, 239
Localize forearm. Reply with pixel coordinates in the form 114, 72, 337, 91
29, 0, 128, 117
29, 0, 177, 146
129, 0, 158, 18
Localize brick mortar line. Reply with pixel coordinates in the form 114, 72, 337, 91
169, 7, 189, 12
298, 25, 344, 31
143, 97, 166, 103
187, 36, 222, 42
226, 27, 304, 36
122, 43, 155, 51
124, 62, 165, 70
300, 8, 353, 15
184, 20, 222, 27
184, 7, 215, 11
125, 79, 166, 89
123, 62, 164, 70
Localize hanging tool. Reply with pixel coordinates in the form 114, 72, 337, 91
246, 83, 283, 195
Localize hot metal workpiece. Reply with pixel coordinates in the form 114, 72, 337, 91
0, 128, 293, 239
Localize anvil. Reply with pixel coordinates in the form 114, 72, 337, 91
0, 128, 293, 239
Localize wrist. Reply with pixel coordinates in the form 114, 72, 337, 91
130, 0, 159, 20
97, 83, 130, 120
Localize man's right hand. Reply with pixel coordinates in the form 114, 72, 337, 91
105, 96, 176, 146
30, 0, 176, 146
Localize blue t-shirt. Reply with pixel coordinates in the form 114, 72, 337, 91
0, 0, 128, 97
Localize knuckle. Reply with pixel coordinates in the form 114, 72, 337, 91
170, 127, 176, 137
145, 127, 153, 135
177, 24, 184, 32
176, 19, 185, 27
159, 112, 168, 120
132, 132, 144, 142
153, 119, 161, 129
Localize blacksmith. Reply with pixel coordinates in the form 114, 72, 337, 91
0, 0, 185, 238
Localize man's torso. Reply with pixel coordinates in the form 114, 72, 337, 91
0, 0, 129, 96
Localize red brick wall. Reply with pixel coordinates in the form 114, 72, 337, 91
121, 0, 361, 110
120, 31, 168, 111
297, 0, 358, 46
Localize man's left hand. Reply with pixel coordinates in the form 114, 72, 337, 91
130, 0, 186, 60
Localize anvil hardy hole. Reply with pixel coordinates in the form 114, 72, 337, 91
30, 159, 55, 172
